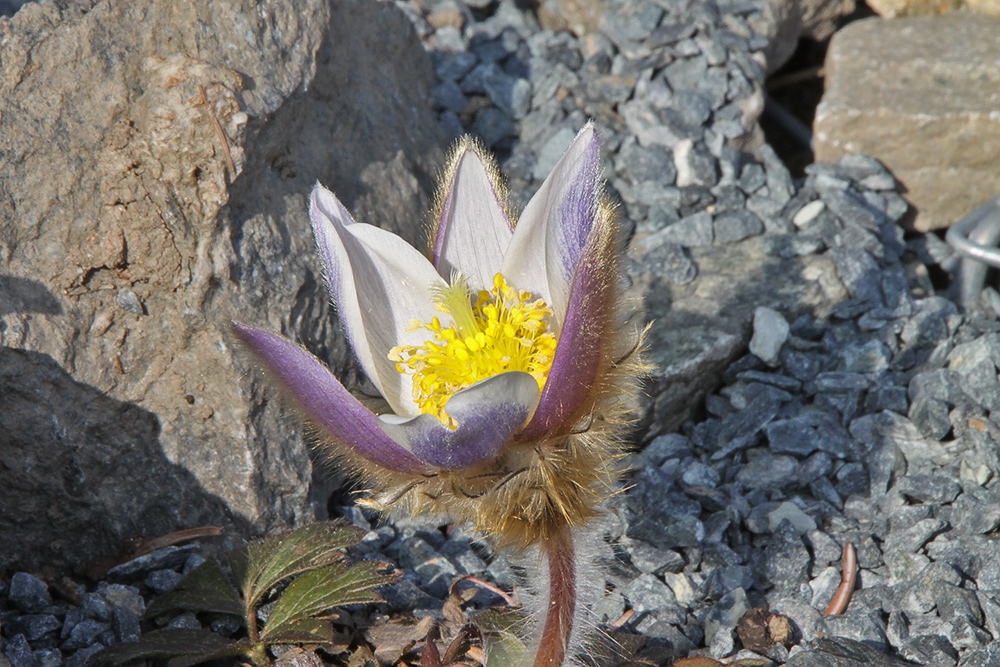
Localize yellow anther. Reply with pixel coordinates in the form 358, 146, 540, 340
388, 272, 558, 425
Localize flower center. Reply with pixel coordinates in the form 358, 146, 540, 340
388, 273, 557, 426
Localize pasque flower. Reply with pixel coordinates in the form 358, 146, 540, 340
233, 124, 645, 548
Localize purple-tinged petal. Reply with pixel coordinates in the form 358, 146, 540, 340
231, 322, 430, 474
311, 184, 447, 416
433, 145, 513, 291
519, 226, 609, 441
501, 124, 600, 321
377, 372, 540, 469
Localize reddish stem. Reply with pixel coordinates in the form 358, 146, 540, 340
532, 524, 576, 667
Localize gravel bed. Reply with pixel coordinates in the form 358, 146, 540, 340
4, 0, 1000, 665
397, 0, 1000, 664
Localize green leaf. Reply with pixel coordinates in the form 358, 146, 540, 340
144, 559, 244, 620
87, 629, 247, 666
263, 560, 396, 632
260, 617, 335, 645
242, 521, 364, 609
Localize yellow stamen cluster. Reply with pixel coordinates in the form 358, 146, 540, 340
389, 273, 557, 426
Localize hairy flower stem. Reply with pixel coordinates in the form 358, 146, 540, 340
533, 523, 576, 667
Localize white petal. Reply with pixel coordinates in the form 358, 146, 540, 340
377, 372, 540, 469
501, 124, 600, 321
433, 148, 513, 291
311, 184, 446, 416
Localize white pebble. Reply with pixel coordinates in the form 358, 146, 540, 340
750, 306, 790, 366
792, 200, 825, 227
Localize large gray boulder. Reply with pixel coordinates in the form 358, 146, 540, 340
0, 0, 446, 572
632, 235, 847, 435
814, 14, 1000, 232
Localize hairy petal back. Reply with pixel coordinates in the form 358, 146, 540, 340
432, 141, 514, 291
231, 322, 430, 474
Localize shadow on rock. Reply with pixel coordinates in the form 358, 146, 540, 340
0, 275, 63, 318
0, 346, 245, 577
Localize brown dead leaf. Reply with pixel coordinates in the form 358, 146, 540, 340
736, 607, 772, 653
420, 636, 443, 667
348, 643, 376, 667
365, 616, 435, 665
440, 624, 482, 665
736, 606, 793, 653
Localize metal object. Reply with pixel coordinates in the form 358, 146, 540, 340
945, 196, 1000, 307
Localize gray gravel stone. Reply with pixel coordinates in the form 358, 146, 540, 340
629, 511, 704, 549
953, 494, 1000, 534
816, 611, 890, 652
100, 585, 144, 618
895, 474, 962, 504
5, 614, 61, 641
663, 57, 709, 94
622, 572, 677, 613
899, 634, 959, 667
111, 606, 140, 644
34, 649, 61, 667
768, 501, 818, 534
675, 140, 719, 187
145, 569, 183, 595
658, 210, 714, 247
530, 126, 577, 180
8, 573, 52, 613
592, 590, 626, 624
960, 642, 1000, 667
750, 306, 790, 365
79, 593, 110, 623
704, 587, 748, 654
434, 50, 478, 80
636, 433, 693, 467
702, 565, 754, 600
735, 454, 797, 489
483, 69, 531, 119
600, 0, 663, 44
627, 539, 685, 574
883, 518, 950, 554
382, 577, 441, 612
763, 520, 811, 597
617, 140, 677, 184
62, 619, 110, 651
105, 547, 197, 583
471, 106, 515, 146
713, 210, 764, 244
681, 461, 720, 488
931, 580, 984, 627
431, 79, 468, 113
908, 395, 952, 440
439, 539, 487, 575
4, 635, 33, 667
